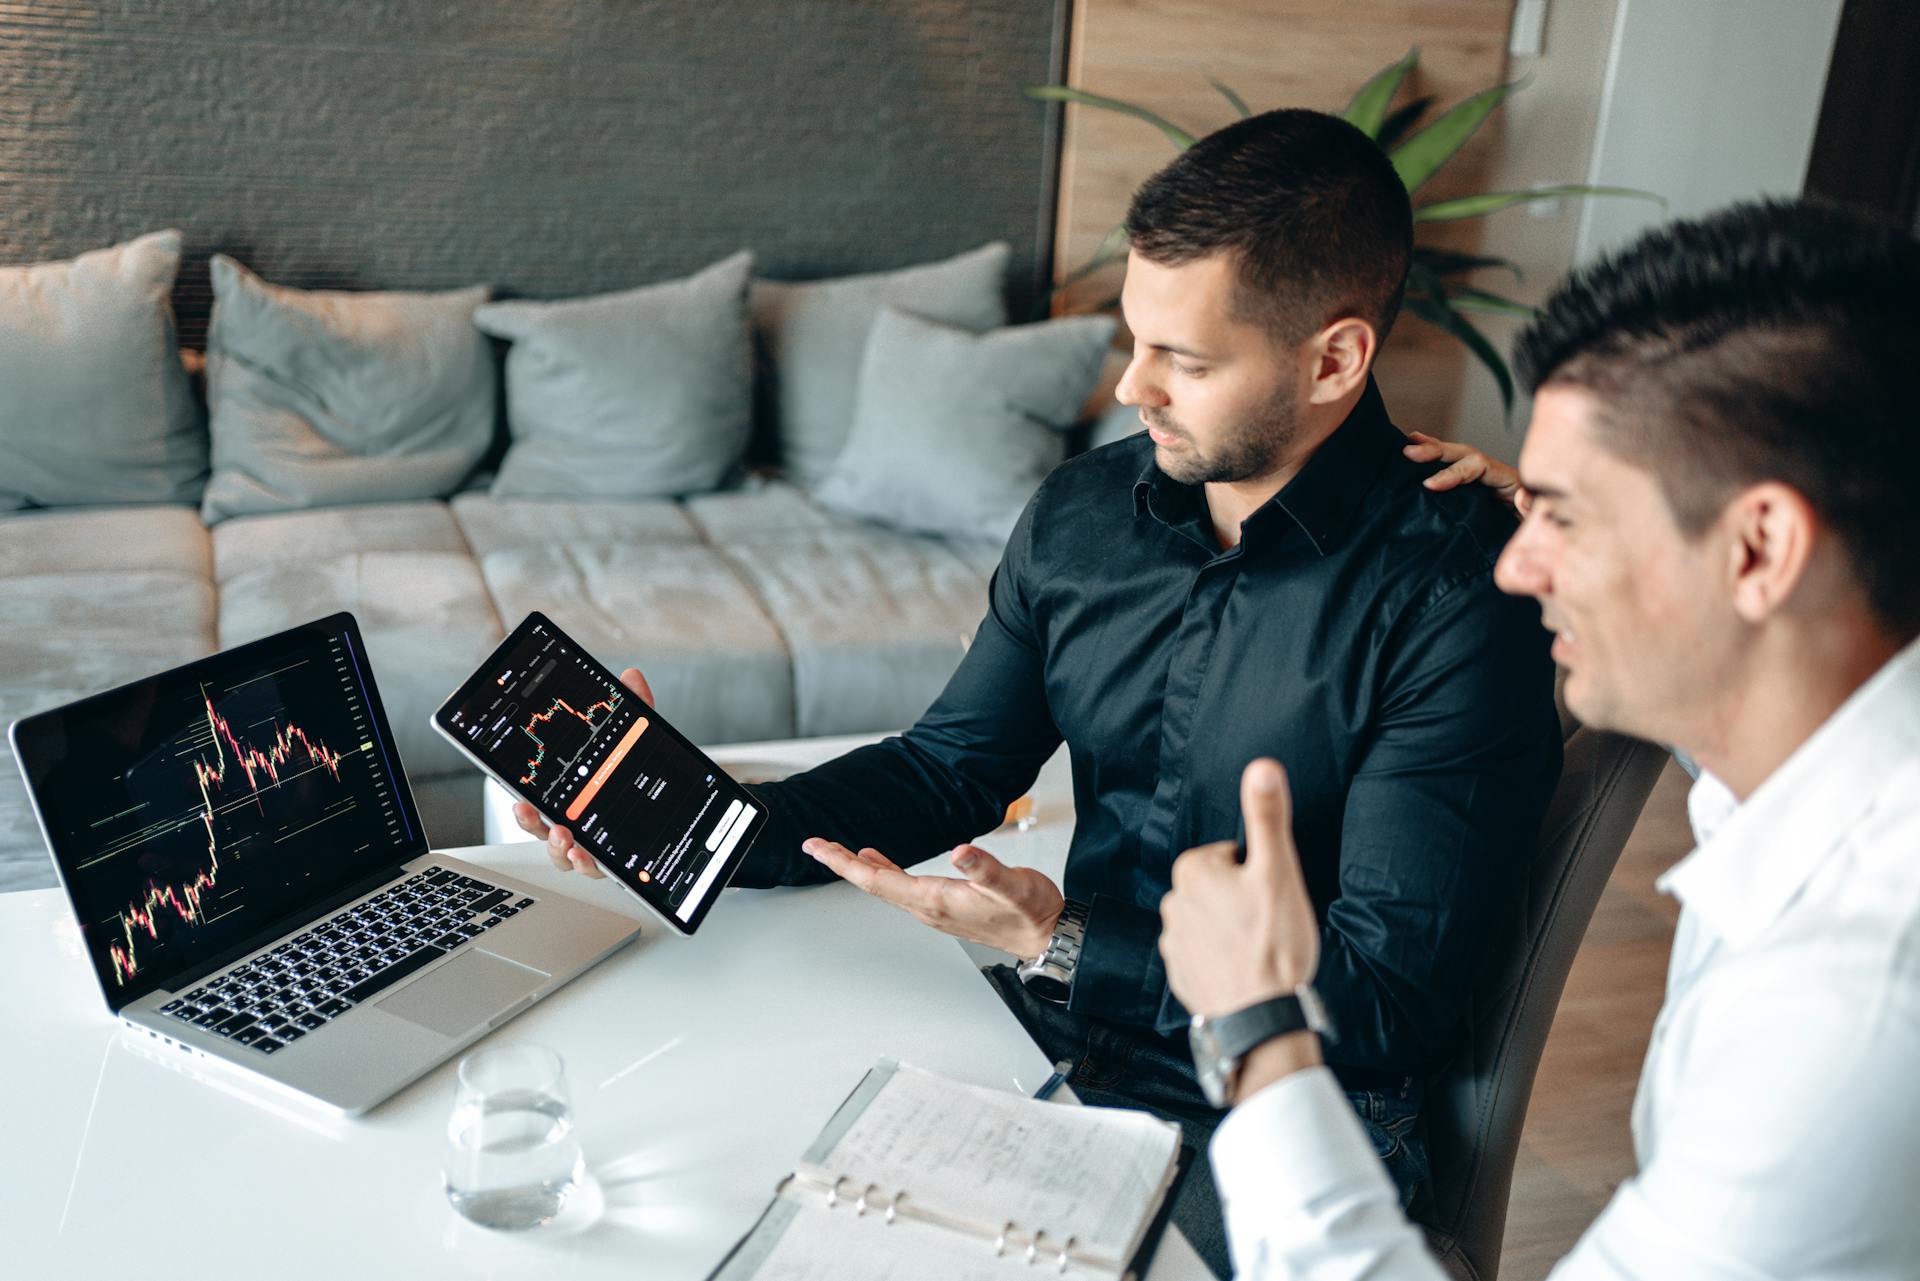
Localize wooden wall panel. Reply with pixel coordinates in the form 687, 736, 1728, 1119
1054, 0, 1515, 436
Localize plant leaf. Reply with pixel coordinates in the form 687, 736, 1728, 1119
1024, 85, 1197, 150
1414, 184, 1662, 222
1211, 79, 1253, 119
1444, 285, 1535, 317
1389, 76, 1525, 193
1341, 47, 1419, 139
1373, 95, 1436, 151
1413, 248, 1524, 281
1407, 293, 1514, 415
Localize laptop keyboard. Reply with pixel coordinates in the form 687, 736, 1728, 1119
156, 866, 536, 1055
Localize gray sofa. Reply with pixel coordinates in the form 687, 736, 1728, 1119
0, 477, 1014, 891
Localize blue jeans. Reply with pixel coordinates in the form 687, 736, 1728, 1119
983, 965, 1428, 1280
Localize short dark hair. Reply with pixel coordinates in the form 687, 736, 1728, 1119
1124, 108, 1413, 345
1515, 198, 1920, 639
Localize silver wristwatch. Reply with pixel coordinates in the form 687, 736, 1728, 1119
1189, 985, 1335, 1108
1016, 898, 1089, 1004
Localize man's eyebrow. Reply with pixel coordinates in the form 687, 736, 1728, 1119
1518, 476, 1570, 500
1116, 301, 1215, 361
1151, 341, 1215, 360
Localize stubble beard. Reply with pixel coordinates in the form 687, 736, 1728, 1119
1144, 397, 1302, 486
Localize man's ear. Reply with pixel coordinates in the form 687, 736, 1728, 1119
1726, 481, 1817, 624
1306, 316, 1377, 406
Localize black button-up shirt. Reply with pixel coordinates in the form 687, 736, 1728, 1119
741, 383, 1562, 1081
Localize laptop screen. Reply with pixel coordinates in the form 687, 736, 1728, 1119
11, 613, 426, 1012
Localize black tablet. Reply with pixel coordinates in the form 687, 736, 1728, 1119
432, 611, 765, 936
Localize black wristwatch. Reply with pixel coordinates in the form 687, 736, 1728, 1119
1016, 898, 1089, 1004
1188, 987, 1335, 1108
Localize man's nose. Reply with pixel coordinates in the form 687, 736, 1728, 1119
1114, 355, 1167, 409
1494, 525, 1549, 599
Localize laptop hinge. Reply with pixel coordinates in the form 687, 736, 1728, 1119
151, 863, 411, 998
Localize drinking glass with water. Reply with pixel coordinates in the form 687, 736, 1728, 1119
444, 1043, 584, 1230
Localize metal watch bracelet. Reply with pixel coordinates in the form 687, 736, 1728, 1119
1016, 898, 1089, 1004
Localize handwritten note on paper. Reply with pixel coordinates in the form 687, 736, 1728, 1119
810, 1063, 1179, 1262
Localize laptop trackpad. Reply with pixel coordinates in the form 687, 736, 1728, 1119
375, 950, 549, 1038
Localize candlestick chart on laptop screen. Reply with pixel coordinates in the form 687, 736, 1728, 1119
12, 616, 420, 1009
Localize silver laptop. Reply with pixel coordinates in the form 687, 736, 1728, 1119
9, 611, 641, 1116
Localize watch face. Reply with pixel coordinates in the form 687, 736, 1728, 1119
1022, 970, 1071, 1004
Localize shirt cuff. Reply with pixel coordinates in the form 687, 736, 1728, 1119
1068, 892, 1165, 1026
1210, 1065, 1399, 1244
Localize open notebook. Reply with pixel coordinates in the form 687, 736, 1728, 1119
710, 1058, 1185, 1280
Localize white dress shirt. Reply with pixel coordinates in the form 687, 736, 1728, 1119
1209, 637, 1920, 1280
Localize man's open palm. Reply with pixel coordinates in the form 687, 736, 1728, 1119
803, 838, 1064, 960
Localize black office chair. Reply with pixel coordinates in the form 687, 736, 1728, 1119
1411, 693, 1672, 1280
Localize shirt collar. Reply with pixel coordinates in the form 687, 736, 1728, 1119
1657, 635, 1920, 950
1131, 378, 1398, 556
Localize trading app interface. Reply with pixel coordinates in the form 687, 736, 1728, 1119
443, 621, 756, 924
20, 621, 417, 1008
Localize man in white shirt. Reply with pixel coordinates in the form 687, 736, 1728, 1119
1156, 198, 1920, 1279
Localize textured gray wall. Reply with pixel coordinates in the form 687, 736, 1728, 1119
0, 0, 1064, 346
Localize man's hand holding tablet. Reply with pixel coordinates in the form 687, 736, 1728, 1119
435, 612, 763, 937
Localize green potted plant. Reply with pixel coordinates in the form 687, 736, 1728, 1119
1029, 48, 1659, 414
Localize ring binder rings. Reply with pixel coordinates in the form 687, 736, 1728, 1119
708, 1059, 1185, 1281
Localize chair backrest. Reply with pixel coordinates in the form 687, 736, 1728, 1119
1411, 699, 1672, 1281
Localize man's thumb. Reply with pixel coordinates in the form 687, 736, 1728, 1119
619, 666, 656, 708
952, 843, 1008, 890
1240, 758, 1294, 873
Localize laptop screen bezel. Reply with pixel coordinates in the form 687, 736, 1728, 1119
8, 611, 429, 1013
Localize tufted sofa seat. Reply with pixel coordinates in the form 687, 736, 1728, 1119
0, 478, 1004, 890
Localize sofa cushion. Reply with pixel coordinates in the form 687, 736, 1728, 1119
0, 536, 217, 891
200, 255, 494, 523
751, 242, 1010, 489
478, 251, 755, 500
211, 501, 471, 583
476, 543, 795, 746
450, 492, 700, 558
685, 475, 1007, 574
218, 553, 503, 779
0, 230, 207, 510
682, 476, 855, 544
0, 505, 210, 579
815, 308, 1115, 540
715, 529, 989, 737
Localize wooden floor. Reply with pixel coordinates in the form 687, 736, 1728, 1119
1498, 758, 1693, 1278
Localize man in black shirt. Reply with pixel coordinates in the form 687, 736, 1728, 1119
520, 109, 1560, 1274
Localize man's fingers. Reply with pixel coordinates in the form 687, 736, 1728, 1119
1239, 758, 1296, 877
1168, 841, 1238, 889
804, 838, 928, 909
618, 667, 656, 709
950, 843, 1014, 893
513, 802, 551, 840
546, 823, 605, 880
545, 822, 575, 871
856, 846, 903, 872
1423, 454, 1488, 492
1401, 431, 1450, 463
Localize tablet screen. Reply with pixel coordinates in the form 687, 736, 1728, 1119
437, 613, 762, 933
